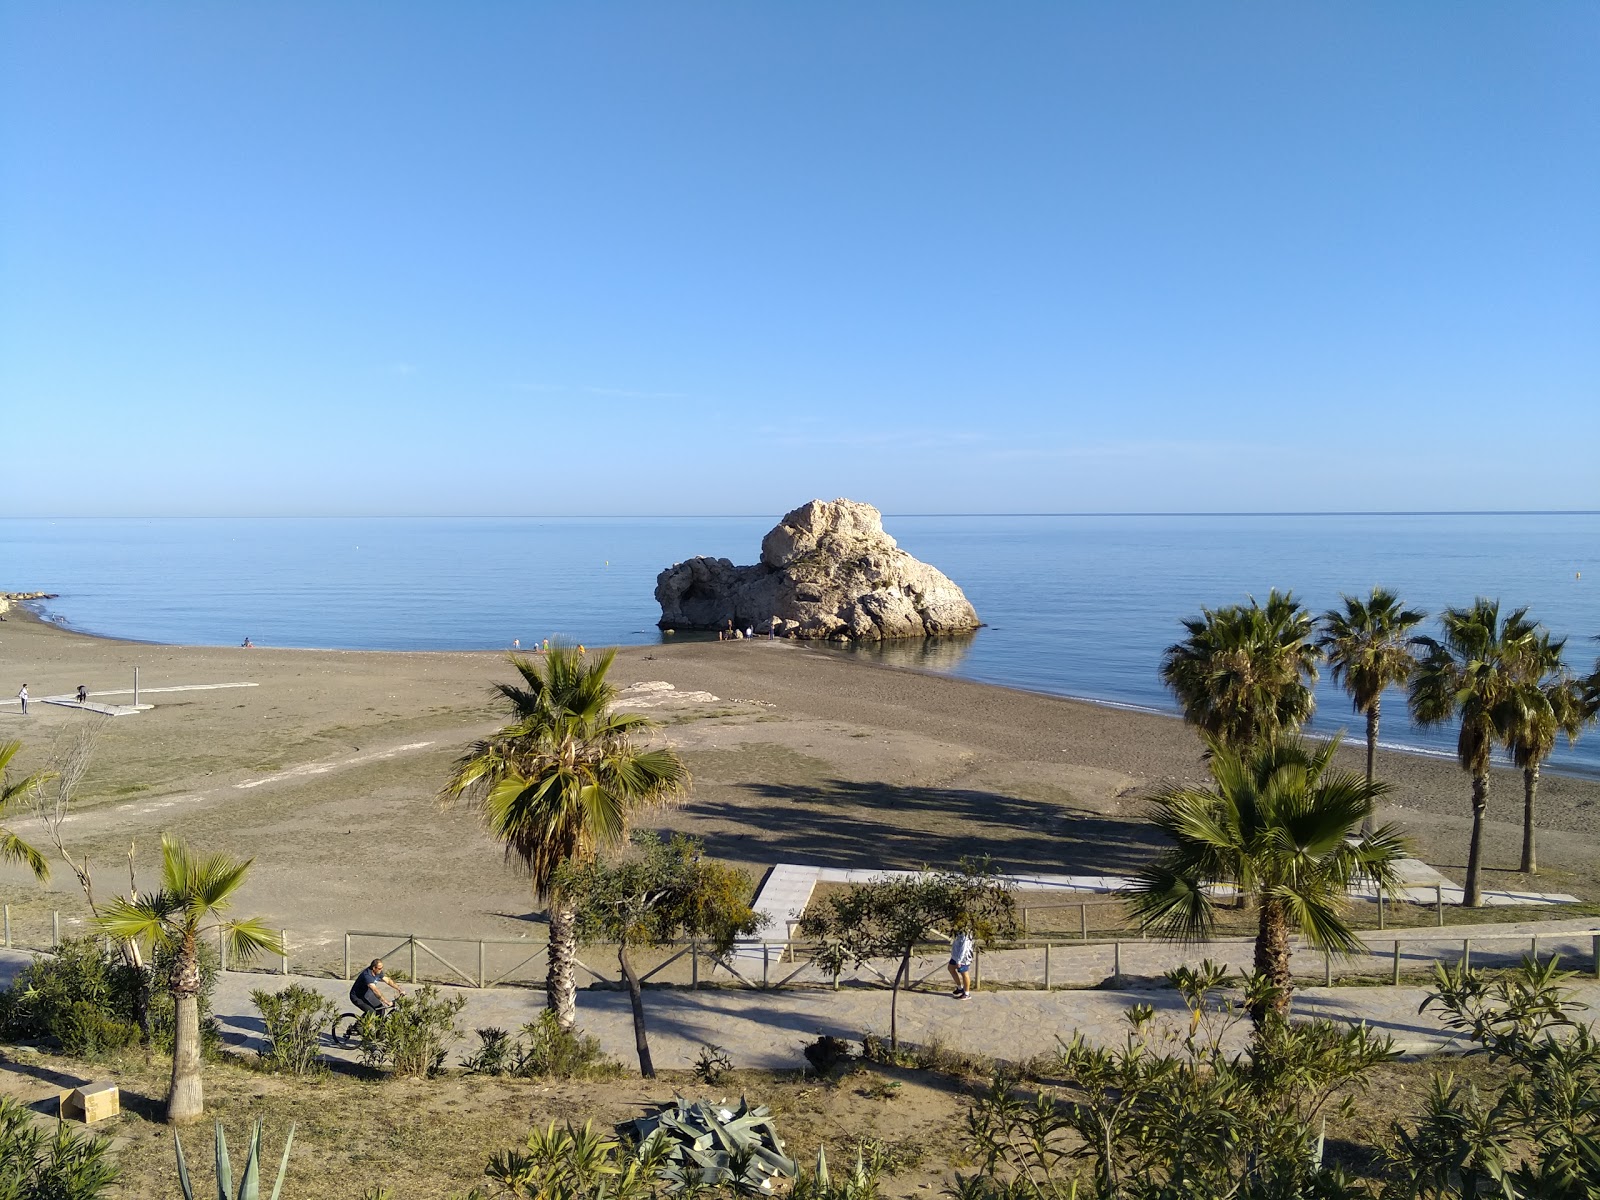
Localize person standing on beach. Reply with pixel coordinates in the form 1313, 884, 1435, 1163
947, 928, 974, 999
16, 684, 27, 715
769, 616, 778, 640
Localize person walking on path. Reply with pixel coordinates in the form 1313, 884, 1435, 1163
76, 685, 88, 705
15, 684, 27, 715
947, 928, 974, 998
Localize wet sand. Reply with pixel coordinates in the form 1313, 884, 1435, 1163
1, 609, 1596, 972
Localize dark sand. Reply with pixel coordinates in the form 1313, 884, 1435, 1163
2, 610, 1596, 971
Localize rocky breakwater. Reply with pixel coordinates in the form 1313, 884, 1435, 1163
0, 591, 57, 617
655, 499, 981, 640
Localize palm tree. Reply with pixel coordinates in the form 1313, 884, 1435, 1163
1160, 589, 1322, 752
440, 647, 689, 1029
1506, 632, 1593, 875
1317, 588, 1426, 832
1408, 599, 1541, 908
1127, 736, 1406, 1023
94, 836, 281, 1124
0, 740, 52, 881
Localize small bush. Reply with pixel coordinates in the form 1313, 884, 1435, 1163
460, 1027, 514, 1075
357, 985, 465, 1077
513, 1010, 619, 1080
803, 1034, 852, 1076
252, 984, 337, 1076
55, 1001, 136, 1059
694, 1042, 733, 1086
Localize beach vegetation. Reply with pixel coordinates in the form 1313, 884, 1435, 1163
354, 983, 465, 1077
459, 1010, 621, 1079
92, 835, 282, 1124
1407, 600, 1543, 907
799, 861, 1016, 1051
0, 738, 53, 881
439, 645, 690, 1030
1159, 590, 1321, 752
0, 1094, 120, 1200
1504, 631, 1594, 875
1127, 736, 1406, 1022
1317, 587, 1427, 822
250, 983, 337, 1076
556, 832, 764, 1077
173, 1118, 295, 1200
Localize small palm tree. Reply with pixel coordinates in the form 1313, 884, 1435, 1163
1506, 633, 1593, 875
1127, 736, 1406, 1023
1408, 599, 1541, 908
441, 647, 689, 1029
0, 740, 52, 881
1317, 588, 1426, 831
1160, 590, 1322, 752
94, 836, 281, 1124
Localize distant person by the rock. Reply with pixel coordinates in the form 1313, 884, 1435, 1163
242, 636, 253, 648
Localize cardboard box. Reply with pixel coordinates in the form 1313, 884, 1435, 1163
59, 1082, 119, 1124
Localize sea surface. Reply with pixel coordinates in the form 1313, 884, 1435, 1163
4, 514, 1598, 776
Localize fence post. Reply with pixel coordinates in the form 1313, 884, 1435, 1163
478, 941, 485, 988
1377, 891, 1385, 930
1436, 884, 1445, 927
409, 936, 417, 983
280, 930, 288, 975
1462, 939, 1471, 971
1392, 940, 1401, 985
973, 949, 980, 992
52, 910, 60, 950
1531, 935, 1538, 964
1324, 947, 1332, 987
343, 934, 351, 981
1080, 903, 1088, 941
2, 904, 9, 949
1044, 942, 1052, 991
1113, 941, 1123, 982
1021, 908, 1029, 934
691, 938, 699, 990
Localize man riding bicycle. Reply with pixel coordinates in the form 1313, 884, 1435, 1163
350, 957, 405, 1017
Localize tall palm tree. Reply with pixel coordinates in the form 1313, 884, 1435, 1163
1506, 632, 1593, 875
0, 740, 52, 881
1317, 588, 1426, 832
440, 647, 689, 1029
1408, 599, 1541, 908
94, 836, 281, 1124
1160, 590, 1322, 752
1127, 736, 1406, 1023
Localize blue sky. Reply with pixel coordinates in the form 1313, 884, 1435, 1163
2, 4, 1595, 517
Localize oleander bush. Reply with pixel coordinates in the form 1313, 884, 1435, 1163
459, 1011, 619, 1080
0, 1095, 119, 1199
357, 984, 465, 1077
252, 982, 337, 1076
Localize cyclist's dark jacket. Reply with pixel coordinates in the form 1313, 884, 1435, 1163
351, 965, 388, 1005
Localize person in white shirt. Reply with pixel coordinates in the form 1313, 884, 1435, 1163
16, 684, 27, 715
947, 928, 974, 999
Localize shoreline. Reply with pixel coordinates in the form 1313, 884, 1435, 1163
13, 596, 1598, 785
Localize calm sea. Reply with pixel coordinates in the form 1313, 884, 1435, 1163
4, 514, 1598, 776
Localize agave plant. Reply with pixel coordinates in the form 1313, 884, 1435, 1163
174, 1120, 295, 1200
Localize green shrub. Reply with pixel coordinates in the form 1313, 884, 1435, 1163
460, 1027, 515, 1075
513, 1010, 619, 1080
357, 985, 465, 1077
0, 1094, 119, 1199
55, 1000, 137, 1058
252, 983, 337, 1076
0, 937, 135, 1051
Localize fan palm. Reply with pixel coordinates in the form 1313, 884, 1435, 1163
0, 741, 52, 881
1408, 599, 1541, 907
94, 836, 281, 1124
1317, 588, 1426, 834
440, 646, 689, 1029
1160, 590, 1322, 752
1127, 736, 1406, 1022
1505, 633, 1593, 875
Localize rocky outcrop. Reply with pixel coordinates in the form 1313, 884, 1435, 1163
655, 499, 981, 641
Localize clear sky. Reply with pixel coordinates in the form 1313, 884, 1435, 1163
2, 4, 1595, 517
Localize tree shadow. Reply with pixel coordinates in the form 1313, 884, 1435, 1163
667, 779, 1166, 876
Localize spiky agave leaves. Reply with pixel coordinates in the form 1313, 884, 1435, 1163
174, 1119, 295, 1200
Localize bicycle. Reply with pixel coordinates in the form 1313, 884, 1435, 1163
329, 998, 401, 1045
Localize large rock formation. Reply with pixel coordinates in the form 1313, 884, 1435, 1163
655, 499, 981, 641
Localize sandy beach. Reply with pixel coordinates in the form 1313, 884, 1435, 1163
2, 608, 1597, 972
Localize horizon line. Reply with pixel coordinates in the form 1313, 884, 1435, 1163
3, 509, 1599, 520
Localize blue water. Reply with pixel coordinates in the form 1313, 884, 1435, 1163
4, 514, 1598, 775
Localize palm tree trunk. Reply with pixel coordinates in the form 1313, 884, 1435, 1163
1463, 772, 1489, 908
1520, 763, 1540, 875
166, 937, 205, 1124
1250, 898, 1293, 1024
1363, 703, 1380, 835
617, 942, 654, 1078
546, 899, 578, 1030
